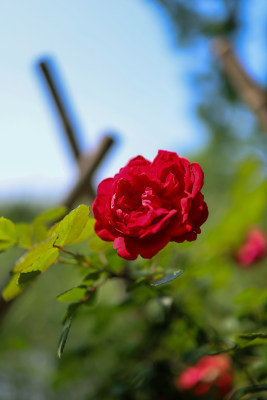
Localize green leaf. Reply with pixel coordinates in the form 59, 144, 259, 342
13, 236, 58, 273
53, 205, 90, 246
57, 286, 87, 303
3, 245, 59, 301
2, 274, 22, 302
235, 333, 267, 348
33, 206, 67, 242
82, 269, 103, 283
62, 302, 80, 325
35, 206, 67, 223
150, 270, 184, 286
68, 218, 95, 245
15, 223, 33, 249
57, 316, 73, 358
0, 217, 17, 251
23, 248, 59, 274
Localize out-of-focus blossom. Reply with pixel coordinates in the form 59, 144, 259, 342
236, 228, 267, 267
176, 354, 232, 398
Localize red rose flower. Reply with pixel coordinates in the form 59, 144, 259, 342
92, 150, 208, 260
236, 228, 267, 267
176, 354, 232, 398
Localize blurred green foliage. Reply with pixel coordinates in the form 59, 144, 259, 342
1, 1, 267, 399
1, 157, 267, 399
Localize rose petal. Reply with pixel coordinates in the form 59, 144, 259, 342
139, 209, 177, 239
113, 237, 138, 260
137, 233, 170, 259
124, 155, 151, 169
94, 177, 114, 196
190, 162, 204, 196
92, 178, 114, 222
117, 156, 151, 182
94, 221, 116, 241
151, 150, 186, 181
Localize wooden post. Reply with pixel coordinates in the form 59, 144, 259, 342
64, 135, 114, 208
38, 58, 115, 206
39, 60, 81, 161
0, 59, 117, 324
213, 37, 267, 132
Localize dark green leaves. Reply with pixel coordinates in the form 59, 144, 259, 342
57, 290, 96, 358
57, 316, 73, 359
18, 270, 41, 284
235, 333, 267, 348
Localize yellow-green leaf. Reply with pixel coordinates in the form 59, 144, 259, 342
35, 206, 67, 223
2, 274, 22, 302
13, 236, 57, 273
15, 223, 33, 249
3, 239, 59, 301
68, 218, 95, 245
33, 206, 67, 242
53, 205, 90, 246
0, 217, 17, 251
22, 248, 59, 274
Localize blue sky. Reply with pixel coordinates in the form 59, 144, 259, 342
0, 0, 205, 203
0, 0, 266, 204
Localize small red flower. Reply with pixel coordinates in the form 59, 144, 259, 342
92, 150, 208, 260
176, 354, 232, 398
236, 228, 267, 267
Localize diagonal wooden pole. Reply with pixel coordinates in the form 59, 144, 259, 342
64, 135, 114, 208
39, 60, 81, 161
0, 59, 116, 324
38, 58, 115, 206
213, 37, 267, 133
